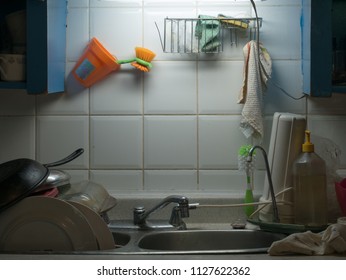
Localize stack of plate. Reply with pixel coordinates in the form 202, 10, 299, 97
0, 196, 115, 252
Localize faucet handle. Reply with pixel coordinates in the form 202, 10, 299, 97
169, 206, 187, 230
178, 200, 190, 218
133, 206, 146, 225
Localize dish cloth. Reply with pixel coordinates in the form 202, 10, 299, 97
195, 15, 221, 52
268, 223, 346, 256
238, 40, 272, 140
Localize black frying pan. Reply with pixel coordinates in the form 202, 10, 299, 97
0, 148, 84, 212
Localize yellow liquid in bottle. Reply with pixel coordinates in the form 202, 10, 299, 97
293, 174, 327, 226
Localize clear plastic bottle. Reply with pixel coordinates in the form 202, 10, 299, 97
292, 130, 327, 226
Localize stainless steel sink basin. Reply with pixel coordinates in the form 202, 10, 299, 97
136, 230, 285, 254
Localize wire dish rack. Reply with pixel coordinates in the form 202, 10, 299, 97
155, 16, 262, 54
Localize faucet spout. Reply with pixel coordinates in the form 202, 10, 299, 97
133, 195, 190, 227
247, 145, 280, 223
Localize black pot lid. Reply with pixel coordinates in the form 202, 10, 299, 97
0, 159, 50, 211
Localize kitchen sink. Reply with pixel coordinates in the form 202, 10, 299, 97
107, 229, 286, 255
136, 230, 285, 254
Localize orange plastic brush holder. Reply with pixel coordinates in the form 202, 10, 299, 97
72, 37, 120, 87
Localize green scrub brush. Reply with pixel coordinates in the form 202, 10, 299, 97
238, 145, 256, 217
116, 47, 156, 72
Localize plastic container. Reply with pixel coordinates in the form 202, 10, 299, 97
292, 130, 328, 226
72, 37, 120, 87
259, 112, 306, 224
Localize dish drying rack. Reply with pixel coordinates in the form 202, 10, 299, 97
156, 16, 262, 54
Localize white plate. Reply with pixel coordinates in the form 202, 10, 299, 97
0, 196, 98, 252
67, 201, 115, 250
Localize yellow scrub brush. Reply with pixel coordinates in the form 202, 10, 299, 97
238, 145, 256, 217
117, 47, 156, 72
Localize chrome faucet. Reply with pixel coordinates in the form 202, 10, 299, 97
133, 195, 190, 230
247, 145, 280, 223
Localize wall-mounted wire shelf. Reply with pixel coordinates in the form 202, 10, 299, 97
155, 16, 262, 54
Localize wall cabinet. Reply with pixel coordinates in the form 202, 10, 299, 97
0, 0, 67, 94
302, 0, 346, 97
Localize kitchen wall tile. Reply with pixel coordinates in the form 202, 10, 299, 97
36, 92, 88, 115
258, 0, 301, 5
0, 90, 35, 116
199, 170, 244, 192
90, 0, 142, 8
36, 116, 89, 168
198, 0, 262, 2
143, 5, 197, 61
68, 0, 89, 8
144, 170, 198, 191
144, 116, 197, 169
308, 93, 346, 115
90, 8, 142, 58
256, 5, 301, 60
90, 116, 143, 169
90, 69, 143, 115
308, 116, 346, 169
263, 60, 306, 115
0, 116, 35, 161
3, 1, 346, 197
199, 170, 265, 195
37, 63, 89, 115
199, 116, 246, 169
144, 0, 196, 4
90, 170, 143, 193
66, 7, 89, 62
144, 61, 197, 114
198, 60, 243, 114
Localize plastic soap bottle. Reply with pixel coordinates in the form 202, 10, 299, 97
292, 130, 327, 226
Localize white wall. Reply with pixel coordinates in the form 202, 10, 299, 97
0, 0, 346, 199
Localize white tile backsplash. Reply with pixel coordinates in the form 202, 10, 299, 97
90, 69, 143, 115
144, 116, 197, 169
90, 0, 143, 8
1, 1, 345, 198
90, 8, 142, 58
90, 116, 143, 168
0, 116, 35, 161
308, 116, 346, 168
199, 116, 244, 169
257, 4, 302, 60
36, 116, 89, 168
37, 63, 89, 115
144, 61, 197, 114
66, 7, 89, 62
198, 61, 243, 114
90, 170, 143, 192
0, 90, 35, 116
144, 170, 198, 191
143, 5, 197, 61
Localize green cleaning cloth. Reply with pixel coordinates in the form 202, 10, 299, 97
195, 15, 221, 52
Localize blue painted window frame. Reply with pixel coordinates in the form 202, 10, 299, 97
302, 0, 346, 96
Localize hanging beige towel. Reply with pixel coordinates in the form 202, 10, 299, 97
238, 40, 272, 140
